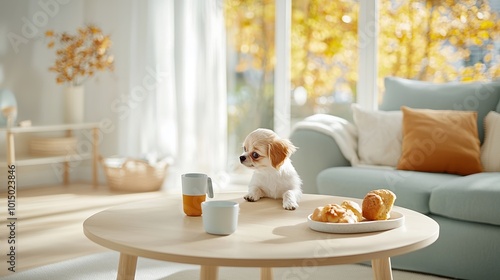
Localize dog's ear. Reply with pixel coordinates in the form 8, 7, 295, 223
269, 139, 297, 169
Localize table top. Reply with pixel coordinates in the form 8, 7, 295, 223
83, 193, 439, 268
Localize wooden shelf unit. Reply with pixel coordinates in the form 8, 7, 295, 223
1, 123, 100, 187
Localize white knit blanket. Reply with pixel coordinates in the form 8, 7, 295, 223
292, 114, 360, 165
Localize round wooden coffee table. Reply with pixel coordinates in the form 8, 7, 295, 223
83, 193, 439, 280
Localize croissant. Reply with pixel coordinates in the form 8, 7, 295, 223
311, 200, 362, 223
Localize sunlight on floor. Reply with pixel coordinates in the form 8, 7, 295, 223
0, 183, 168, 275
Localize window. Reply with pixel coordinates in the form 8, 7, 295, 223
377, 0, 500, 97
290, 0, 360, 123
225, 0, 276, 176
225, 0, 361, 176
224, 0, 500, 177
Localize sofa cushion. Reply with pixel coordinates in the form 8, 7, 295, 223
351, 104, 402, 167
429, 173, 500, 226
381, 77, 500, 143
397, 106, 482, 176
317, 166, 459, 213
481, 111, 500, 172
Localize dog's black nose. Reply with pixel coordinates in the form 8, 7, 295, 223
239, 156, 246, 163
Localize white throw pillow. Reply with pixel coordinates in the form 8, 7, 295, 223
481, 111, 500, 172
352, 104, 403, 167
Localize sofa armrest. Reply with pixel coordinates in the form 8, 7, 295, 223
290, 116, 356, 194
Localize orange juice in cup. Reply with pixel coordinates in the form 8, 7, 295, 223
181, 173, 214, 216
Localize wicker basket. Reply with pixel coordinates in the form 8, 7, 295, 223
29, 136, 77, 156
101, 157, 168, 192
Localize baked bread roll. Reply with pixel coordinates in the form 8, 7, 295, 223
323, 204, 354, 223
362, 189, 396, 220
341, 200, 363, 221
337, 209, 358, 224
311, 201, 362, 223
312, 206, 324, 222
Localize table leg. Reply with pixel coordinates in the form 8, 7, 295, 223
63, 162, 70, 186
261, 267, 273, 280
64, 129, 73, 186
92, 127, 99, 188
200, 265, 218, 280
6, 131, 15, 166
372, 257, 393, 280
117, 253, 138, 280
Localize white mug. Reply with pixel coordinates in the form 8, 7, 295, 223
202, 200, 239, 235
181, 173, 214, 216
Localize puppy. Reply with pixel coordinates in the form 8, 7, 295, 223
240, 128, 302, 210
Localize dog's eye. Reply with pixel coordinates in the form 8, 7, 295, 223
243, 147, 247, 152
251, 152, 259, 159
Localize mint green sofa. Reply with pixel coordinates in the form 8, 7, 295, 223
290, 77, 500, 280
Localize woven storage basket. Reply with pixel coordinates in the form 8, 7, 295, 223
101, 157, 168, 192
29, 136, 77, 156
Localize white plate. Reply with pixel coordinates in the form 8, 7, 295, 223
307, 211, 405, 234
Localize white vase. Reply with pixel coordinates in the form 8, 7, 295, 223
63, 86, 84, 124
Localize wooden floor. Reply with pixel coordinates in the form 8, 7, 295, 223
0, 183, 168, 276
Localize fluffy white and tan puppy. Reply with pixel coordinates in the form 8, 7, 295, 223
240, 128, 302, 210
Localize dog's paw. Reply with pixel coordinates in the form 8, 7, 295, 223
282, 190, 300, 210
283, 201, 298, 210
244, 194, 260, 202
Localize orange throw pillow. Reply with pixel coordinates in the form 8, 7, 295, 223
397, 106, 483, 176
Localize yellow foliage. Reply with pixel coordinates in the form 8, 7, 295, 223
225, 0, 500, 101
45, 24, 114, 86
480, 20, 495, 29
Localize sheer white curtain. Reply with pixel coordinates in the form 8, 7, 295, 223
119, 0, 228, 190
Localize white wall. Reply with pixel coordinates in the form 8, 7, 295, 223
0, 0, 137, 187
